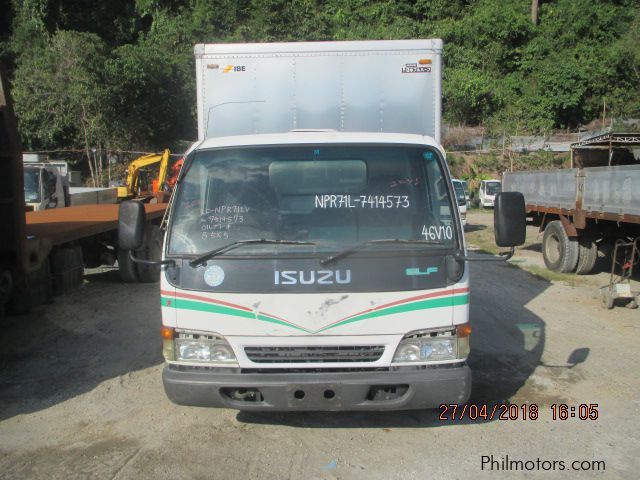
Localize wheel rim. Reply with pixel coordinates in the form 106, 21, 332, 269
545, 233, 561, 264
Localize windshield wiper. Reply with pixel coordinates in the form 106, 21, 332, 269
189, 239, 316, 267
320, 239, 444, 266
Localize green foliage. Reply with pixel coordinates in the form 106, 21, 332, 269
437, 0, 639, 133
3, 0, 640, 153
104, 12, 196, 148
12, 30, 109, 150
512, 151, 568, 171
445, 152, 465, 178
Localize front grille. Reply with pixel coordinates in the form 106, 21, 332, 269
244, 345, 385, 363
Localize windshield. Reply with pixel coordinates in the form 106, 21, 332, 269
168, 145, 458, 256
452, 181, 466, 206
485, 181, 501, 195
24, 168, 41, 203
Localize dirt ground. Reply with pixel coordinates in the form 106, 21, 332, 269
0, 211, 638, 479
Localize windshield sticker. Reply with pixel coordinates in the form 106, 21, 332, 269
314, 194, 410, 209
208, 205, 250, 214
422, 225, 453, 241
389, 177, 420, 188
405, 267, 439, 276
199, 205, 250, 240
203, 265, 225, 287
202, 231, 230, 240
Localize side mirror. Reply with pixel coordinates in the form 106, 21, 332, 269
494, 192, 526, 247
118, 201, 146, 251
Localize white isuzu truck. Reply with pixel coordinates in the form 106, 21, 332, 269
119, 40, 525, 410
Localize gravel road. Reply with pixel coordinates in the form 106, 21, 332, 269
1, 212, 638, 479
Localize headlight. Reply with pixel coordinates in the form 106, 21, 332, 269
162, 328, 237, 364
175, 337, 237, 363
393, 337, 456, 362
392, 324, 471, 363
177, 340, 213, 361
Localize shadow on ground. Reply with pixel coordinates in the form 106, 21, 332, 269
464, 224, 487, 233
0, 270, 163, 421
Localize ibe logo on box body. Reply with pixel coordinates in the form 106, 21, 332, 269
222, 65, 247, 73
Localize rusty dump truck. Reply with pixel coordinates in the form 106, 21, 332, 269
0, 64, 166, 315
503, 132, 640, 276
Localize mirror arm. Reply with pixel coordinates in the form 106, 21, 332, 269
128, 250, 175, 266
455, 247, 515, 262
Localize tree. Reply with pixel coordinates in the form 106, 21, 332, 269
12, 30, 110, 185
5, 0, 640, 152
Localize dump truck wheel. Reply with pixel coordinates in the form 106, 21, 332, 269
117, 248, 139, 283
575, 236, 598, 275
542, 220, 579, 273
137, 225, 163, 283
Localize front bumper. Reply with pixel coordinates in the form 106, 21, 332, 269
163, 364, 471, 411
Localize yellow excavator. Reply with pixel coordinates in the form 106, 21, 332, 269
117, 149, 171, 201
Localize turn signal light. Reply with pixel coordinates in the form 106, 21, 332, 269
456, 323, 472, 338
161, 326, 175, 340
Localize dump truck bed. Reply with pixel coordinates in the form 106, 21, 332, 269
503, 165, 640, 225
26, 203, 167, 245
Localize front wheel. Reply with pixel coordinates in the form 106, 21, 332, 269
117, 248, 139, 283
137, 225, 163, 283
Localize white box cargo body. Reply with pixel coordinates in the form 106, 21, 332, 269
194, 40, 442, 142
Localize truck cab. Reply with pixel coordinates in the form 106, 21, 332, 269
23, 164, 67, 211
452, 179, 468, 226
479, 179, 502, 208
160, 131, 471, 410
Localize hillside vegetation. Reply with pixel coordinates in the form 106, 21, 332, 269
1, 0, 638, 155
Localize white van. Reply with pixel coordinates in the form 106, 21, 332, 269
452, 179, 467, 226
479, 179, 502, 208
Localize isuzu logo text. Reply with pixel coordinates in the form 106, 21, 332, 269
274, 270, 352, 285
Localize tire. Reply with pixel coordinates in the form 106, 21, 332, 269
117, 248, 140, 283
137, 225, 163, 283
575, 236, 598, 275
6, 260, 52, 314
542, 220, 579, 273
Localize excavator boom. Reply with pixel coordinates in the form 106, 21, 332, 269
117, 149, 171, 200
